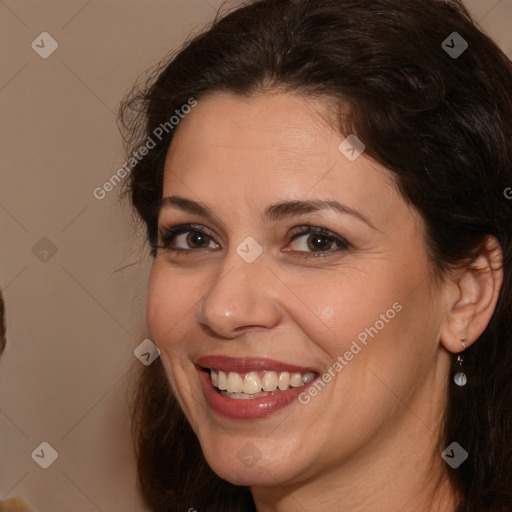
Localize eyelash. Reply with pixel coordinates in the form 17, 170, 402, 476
152, 223, 350, 259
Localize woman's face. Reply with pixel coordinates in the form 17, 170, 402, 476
146, 91, 452, 489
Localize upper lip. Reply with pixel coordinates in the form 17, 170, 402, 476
196, 355, 318, 374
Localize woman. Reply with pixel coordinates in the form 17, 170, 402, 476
119, 0, 512, 510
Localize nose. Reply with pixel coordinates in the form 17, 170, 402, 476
196, 248, 282, 339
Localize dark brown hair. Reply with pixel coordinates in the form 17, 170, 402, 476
119, 1, 512, 510
0, 291, 5, 356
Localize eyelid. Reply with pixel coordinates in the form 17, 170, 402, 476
286, 225, 350, 255
154, 223, 350, 256
157, 223, 219, 249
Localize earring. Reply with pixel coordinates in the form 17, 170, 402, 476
453, 338, 467, 387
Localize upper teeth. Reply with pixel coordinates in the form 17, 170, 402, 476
211, 370, 316, 394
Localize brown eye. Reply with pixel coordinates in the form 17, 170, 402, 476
306, 234, 335, 252
156, 224, 219, 252
184, 231, 211, 249
288, 226, 350, 256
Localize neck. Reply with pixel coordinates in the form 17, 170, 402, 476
252, 467, 457, 512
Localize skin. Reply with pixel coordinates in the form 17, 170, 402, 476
145, 90, 503, 511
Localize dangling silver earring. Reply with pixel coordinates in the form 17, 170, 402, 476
454, 338, 467, 386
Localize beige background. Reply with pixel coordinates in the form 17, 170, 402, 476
0, 1, 510, 511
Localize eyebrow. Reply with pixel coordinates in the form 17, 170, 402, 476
159, 195, 378, 230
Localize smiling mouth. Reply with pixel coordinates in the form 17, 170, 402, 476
208, 369, 318, 399
196, 356, 321, 418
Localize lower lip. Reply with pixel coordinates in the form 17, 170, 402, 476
198, 368, 316, 420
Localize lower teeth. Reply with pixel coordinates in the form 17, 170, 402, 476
220, 390, 274, 399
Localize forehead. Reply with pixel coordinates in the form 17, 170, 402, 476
167, 91, 336, 159
161, 91, 402, 226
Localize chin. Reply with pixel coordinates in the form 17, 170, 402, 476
209, 457, 294, 487
200, 436, 309, 488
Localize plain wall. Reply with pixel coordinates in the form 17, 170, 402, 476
0, 1, 511, 510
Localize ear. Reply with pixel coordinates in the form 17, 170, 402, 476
439, 235, 504, 354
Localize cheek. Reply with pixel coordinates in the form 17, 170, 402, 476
145, 264, 195, 351
290, 263, 434, 405
285, 269, 401, 361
